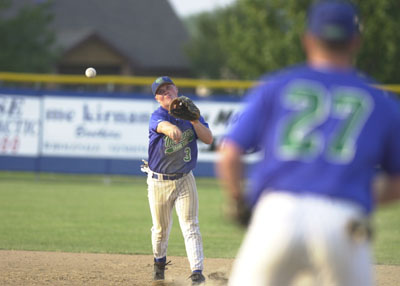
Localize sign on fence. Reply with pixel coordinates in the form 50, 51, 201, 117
0, 94, 40, 156
0, 92, 242, 162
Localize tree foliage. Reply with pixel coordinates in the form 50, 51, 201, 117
0, 0, 58, 73
354, 0, 400, 83
184, 12, 228, 79
185, 0, 400, 83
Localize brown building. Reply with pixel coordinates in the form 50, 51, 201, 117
8, 0, 192, 78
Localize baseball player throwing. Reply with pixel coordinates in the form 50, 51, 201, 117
217, 1, 400, 285
143, 76, 213, 285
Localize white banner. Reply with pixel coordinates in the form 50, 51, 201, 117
42, 96, 157, 159
0, 94, 40, 156
196, 100, 242, 161
0, 93, 244, 162
41, 96, 243, 161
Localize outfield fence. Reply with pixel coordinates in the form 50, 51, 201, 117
1, 72, 399, 177
0, 86, 243, 177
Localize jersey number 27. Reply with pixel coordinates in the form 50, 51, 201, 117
277, 80, 373, 164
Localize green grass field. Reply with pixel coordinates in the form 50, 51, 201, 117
0, 172, 399, 264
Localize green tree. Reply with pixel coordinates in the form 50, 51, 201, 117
185, 0, 400, 83
354, 0, 400, 83
184, 12, 228, 79
0, 0, 58, 73
217, 0, 309, 80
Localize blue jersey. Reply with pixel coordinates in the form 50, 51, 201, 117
226, 64, 400, 214
148, 106, 209, 174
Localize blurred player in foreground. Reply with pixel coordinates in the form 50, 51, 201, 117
217, 1, 400, 285
142, 76, 212, 285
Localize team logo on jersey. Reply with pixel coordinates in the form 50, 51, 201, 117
164, 129, 194, 155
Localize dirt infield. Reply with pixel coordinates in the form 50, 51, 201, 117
0, 250, 399, 286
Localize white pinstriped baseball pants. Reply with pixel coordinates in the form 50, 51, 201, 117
229, 192, 372, 286
147, 171, 204, 271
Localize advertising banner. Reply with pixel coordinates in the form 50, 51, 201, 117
41, 96, 242, 161
0, 91, 245, 164
41, 96, 156, 159
0, 94, 40, 156
195, 101, 242, 161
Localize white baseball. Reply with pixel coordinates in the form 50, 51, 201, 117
85, 67, 96, 78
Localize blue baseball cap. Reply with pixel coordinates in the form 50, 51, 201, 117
307, 0, 361, 41
151, 76, 175, 95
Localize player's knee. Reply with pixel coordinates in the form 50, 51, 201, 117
152, 227, 169, 239
181, 222, 200, 235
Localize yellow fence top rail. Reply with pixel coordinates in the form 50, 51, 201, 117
0, 71, 400, 93
0, 72, 254, 89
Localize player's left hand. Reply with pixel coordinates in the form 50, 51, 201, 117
224, 196, 252, 227
169, 96, 200, 121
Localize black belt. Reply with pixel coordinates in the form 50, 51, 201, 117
151, 173, 186, 181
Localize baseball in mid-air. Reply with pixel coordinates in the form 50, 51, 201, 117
85, 67, 96, 78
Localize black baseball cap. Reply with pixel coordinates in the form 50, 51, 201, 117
151, 76, 175, 95
307, 0, 361, 41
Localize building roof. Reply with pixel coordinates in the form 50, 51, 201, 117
6, 0, 191, 72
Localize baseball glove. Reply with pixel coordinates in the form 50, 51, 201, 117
169, 96, 200, 121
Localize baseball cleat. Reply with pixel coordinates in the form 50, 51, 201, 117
189, 272, 205, 285
153, 260, 171, 280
